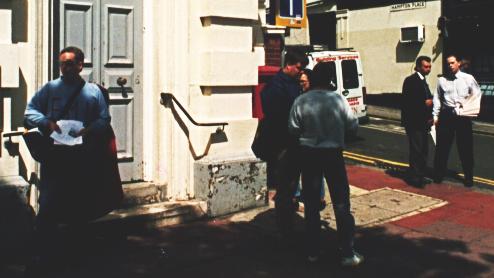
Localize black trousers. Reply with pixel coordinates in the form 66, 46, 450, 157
34, 146, 89, 262
434, 112, 474, 181
405, 127, 429, 180
272, 146, 301, 236
299, 147, 355, 256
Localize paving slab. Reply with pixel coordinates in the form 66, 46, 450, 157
321, 187, 447, 229
349, 184, 369, 196
353, 188, 443, 214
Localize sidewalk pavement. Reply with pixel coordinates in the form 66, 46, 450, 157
367, 105, 494, 136
2, 164, 494, 278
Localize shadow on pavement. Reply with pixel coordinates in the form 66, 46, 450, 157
1, 208, 492, 278
384, 167, 466, 188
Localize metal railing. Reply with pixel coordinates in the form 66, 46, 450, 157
2, 131, 24, 140
2, 130, 24, 157
160, 92, 228, 130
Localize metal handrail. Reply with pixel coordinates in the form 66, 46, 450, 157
160, 92, 228, 130
2, 131, 24, 157
2, 131, 24, 139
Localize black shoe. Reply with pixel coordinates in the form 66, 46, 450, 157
341, 251, 365, 267
464, 179, 474, 188
423, 177, 433, 184
433, 176, 443, 184
408, 177, 425, 188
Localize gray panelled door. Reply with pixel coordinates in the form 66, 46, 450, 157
59, 0, 143, 182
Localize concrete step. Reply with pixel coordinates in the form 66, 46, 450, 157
93, 200, 208, 231
121, 182, 167, 208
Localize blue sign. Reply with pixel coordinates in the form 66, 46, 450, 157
279, 0, 303, 18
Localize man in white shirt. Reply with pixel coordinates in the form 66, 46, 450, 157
432, 54, 482, 187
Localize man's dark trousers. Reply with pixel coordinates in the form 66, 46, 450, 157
434, 111, 474, 182
406, 127, 429, 182
299, 146, 355, 257
273, 144, 301, 237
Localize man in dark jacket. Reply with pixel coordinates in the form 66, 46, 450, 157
261, 51, 308, 238
401, 56, 433, 187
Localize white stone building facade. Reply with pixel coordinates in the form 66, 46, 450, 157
1, 0, 269, 218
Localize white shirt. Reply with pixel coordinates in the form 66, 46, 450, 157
417, 71, 425, 80
433, 70, 481, 120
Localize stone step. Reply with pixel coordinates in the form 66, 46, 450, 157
92, 200, 207, 231
0, 176, 30, 204
121, 182, 167, 208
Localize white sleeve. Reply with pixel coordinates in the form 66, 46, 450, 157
432, 79, 442, 121
469, 76, 482, 98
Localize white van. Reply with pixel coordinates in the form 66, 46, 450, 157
306, 51, 368, 123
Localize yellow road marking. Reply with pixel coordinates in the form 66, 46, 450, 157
343, 154, 375, 164
344, 151, 494, 187
343, 151, 409, 167
458, 173, 494, 187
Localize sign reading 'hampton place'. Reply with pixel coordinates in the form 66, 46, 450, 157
390, 1, 426, 12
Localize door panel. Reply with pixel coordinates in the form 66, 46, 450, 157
59, 0, 143, 182
60, 0, 98, 82
105, 6, 134, 65
109, 96, 134, 160
101, 0, 143, 181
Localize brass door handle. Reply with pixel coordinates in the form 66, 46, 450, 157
117, 77, 128, 98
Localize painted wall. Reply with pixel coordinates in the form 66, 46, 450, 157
148, 0, 263, 200
341, 1, 443, 94
0, 0, 37, 179
2, 0, 264, 206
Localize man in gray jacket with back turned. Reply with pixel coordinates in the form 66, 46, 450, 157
288, 62, 363, 266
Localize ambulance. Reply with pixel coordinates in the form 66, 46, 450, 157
306, 51, 368, 123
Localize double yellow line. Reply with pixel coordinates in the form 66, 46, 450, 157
458, 174, 494, 187
343, 151, 408, 168
343, 151, 494, 187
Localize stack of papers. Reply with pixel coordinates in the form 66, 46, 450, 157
430, 125, 436, 145
457, 93, 482, 117
50, 120, 84, 146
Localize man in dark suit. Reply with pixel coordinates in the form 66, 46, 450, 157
401, 56, 433, 187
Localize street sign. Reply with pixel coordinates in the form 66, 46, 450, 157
275, 0, 307, 28
279, 0, 303, 18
